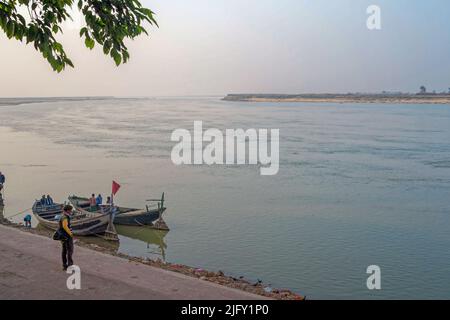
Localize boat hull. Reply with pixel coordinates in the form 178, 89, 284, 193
113, 208, 163, 226
32, 202, 111, 236
69, 196, 164, 227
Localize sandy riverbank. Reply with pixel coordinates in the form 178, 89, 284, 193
223, 94, 450, 104
0, 211, 303, 300
0, 97, 113, 107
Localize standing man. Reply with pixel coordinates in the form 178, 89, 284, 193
89, 194, 97, 211
59, 205, 74, 271
96, 194, 103, 206
0, 172, 5, 206
0, 171, 5, 192
46, 195, 54, 205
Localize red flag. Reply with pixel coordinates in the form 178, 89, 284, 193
112, 181, 121, 196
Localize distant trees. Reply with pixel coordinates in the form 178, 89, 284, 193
0, 1, 158, 72
417, 86, 450, 95
419, 86, 427, 94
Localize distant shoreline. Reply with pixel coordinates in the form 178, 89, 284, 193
223, 94, 450, 104
0, 96, 114, 107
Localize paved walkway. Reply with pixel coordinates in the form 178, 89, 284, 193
0, 224, 265, 300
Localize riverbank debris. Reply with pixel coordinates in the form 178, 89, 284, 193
0, 216, 304, 300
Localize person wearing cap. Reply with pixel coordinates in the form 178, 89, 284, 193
59, 205, 74, 271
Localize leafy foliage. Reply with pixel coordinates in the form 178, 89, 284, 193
0, 0, 157, 72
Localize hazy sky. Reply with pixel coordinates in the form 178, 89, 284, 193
1, 0, 450, 97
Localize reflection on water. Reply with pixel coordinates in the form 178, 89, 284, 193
1, 98, 450, 299
116, 225, 168, 260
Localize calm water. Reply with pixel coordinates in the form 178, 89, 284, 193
1, 97, 450, 299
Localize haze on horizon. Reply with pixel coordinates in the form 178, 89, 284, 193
1, 0, 450, 97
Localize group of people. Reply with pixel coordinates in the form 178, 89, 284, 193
22, 194, 53, 229
0, 179, 114, 271
60, 193, 113, 269
89, 194, 112, 210
0, 171, 74, 271
39, 194, 54, 206
59, 192, 112, 270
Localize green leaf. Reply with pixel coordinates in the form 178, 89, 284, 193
111, 49, 121, 66
26, 26, 36, 43
79, 27, 87, 37
102, 40, 111, 54
1, 0, 157, 72
6, 20, 14, 38
84, 37, 94, 49
65, 58, 74, 68
122, 51, 130, 63
18, 15, 26, 25
53, 42, 63, 53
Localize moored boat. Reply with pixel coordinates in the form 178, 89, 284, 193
32, 201, 116, 238
68, 194, 167, 228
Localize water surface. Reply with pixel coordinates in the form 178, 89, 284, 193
1, 97, 449, 299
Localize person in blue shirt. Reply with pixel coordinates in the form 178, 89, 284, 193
96, 194, 103, 206
46, 195, 54, 205
0, 171, 5, 193
23, 214, 32, 228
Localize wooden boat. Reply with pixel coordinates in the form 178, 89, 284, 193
68, 194, 167, 228
32, 201, 115, 237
